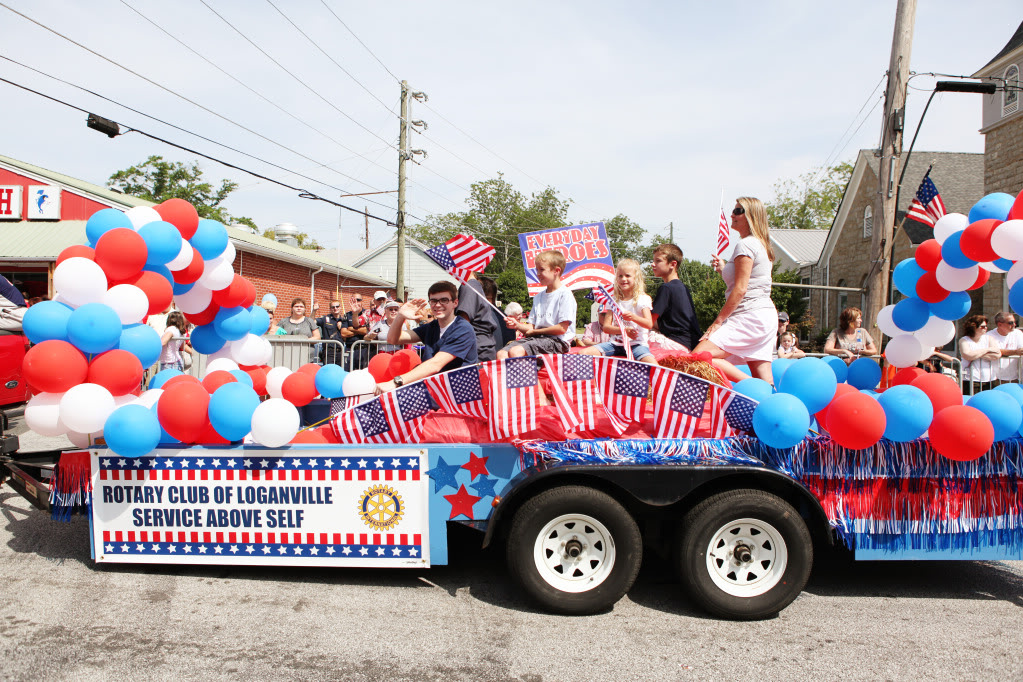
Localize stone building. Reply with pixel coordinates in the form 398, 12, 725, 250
975, 20, 1023, 197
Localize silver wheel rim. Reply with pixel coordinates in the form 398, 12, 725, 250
533, 513, 616, 593
705, 517, 788, 597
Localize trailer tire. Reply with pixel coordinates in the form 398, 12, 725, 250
506, 485, 641, 615
676, 489, 812, 620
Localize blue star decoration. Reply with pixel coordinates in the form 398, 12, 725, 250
469, 476, 498, 499
428, 455, 462, 493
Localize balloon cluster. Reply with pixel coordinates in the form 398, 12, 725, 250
881, 191, 1023, 369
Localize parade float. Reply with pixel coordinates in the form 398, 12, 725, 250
4, 192, 1023, 621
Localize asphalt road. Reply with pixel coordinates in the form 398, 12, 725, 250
4, 412, 1023, 680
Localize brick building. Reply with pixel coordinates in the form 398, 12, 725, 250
0, 154, 392, 325
976, 21, 1023, 198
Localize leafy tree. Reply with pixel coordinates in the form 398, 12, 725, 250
765, 161, 853, 230
259, 227, 321, 250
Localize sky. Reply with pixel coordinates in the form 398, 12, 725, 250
1, 1, 1019, 267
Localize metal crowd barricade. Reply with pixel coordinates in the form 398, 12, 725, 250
347, 339, 425, 371
799, 352, 963, 391
145, 337, 347, 380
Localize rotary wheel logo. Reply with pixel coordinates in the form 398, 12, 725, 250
358, 485, 404, 530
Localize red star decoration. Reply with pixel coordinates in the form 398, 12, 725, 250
444, 484, 482, 520
461, 452, 489, 480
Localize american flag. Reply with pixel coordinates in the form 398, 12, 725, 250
594, 357, 651, 433
425, 234, 496, 282
488, 357, 540, 439
716, 207, 730, 255
335, 383, 432, 444
651, 368, 709, 439
330, 394, 370, 416
541, 353, 601, 432
586, 286, 633, 361
424, 365, 489, 419
709, 387, 758, 438
906, 171, 946, 228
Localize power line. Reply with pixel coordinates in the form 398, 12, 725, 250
318, 0, 401, 84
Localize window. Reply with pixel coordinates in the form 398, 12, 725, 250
863, 205, 873, 238
1004, 64, 1020, 117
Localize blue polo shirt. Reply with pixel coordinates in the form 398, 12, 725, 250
413, 316, 478, 372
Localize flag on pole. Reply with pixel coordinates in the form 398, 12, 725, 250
334, 383, 432, 444
585, 286, 633, 361
488, 357, 541, 439
906, 171, 946, 227
594, 357, 651, 433
424, 234, 496, 281
541, 353, 601, 432
709, 387, 758, 438
716, 207, 731, 256
650, 367, 709, 439
423, 364, 489, 419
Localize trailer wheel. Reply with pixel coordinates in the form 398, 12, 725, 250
506, 486, 642, 615
676, 489, 812, 620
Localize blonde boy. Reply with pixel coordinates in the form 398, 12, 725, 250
498, 250, 577, 358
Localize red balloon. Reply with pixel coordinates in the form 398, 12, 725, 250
211, 275, 249, 307
201, 370, 237, 394
185, 301, 221, 326
95, 228, 147, 281
367, 353, 394, 382
281, 372, 318, 406
915, 271, 949, 304
172, 248, 205, 285
960, 219, 1001, 263
237, 277, 257, 309
1010, 191, 1023, 222
155, 198, 200, 240
826, 392, 886, 450
297, 363, 321, 376
23, 340, 88, 394
815, 383, 859, 432
967, 267, 990, 291
162, 374, 202, 390
929, 405, 994, 461
157, 381, 211, 443
130, 270, 174, 316
243, 365, 268, 395
910, 372, 963, 415
86, 350, 143, 396
57, 244, 95, 265
389, 349, 422, 378
915, 239, 942, 271
892, 367, 926, 387
196, 420, 230, 445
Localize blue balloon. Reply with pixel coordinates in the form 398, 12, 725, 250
249, 305, 271, 336
771, 358, 795, 385
22, 300, 73, 343
941, 231, 976, 269
119, 323, 162, 367
150, 403, 181, 445
67, 303, 122, 355
892, 259, 925, 297
213, 306, 251, 341
260, 293, 278, 308
892, 297, 931, 332
148, 368, 183, 390
752, 393, 810, 449
315, 364, 348, 399
190, 323, 227, 354
104, 405, 162, 457
85, 208, 132, 245
173, 280, 194, 296
994, 382, 1023, 407
777, 357, 838, 413
229, 369, 254, 387
860, 389, 879, 397
847, 357, 882, 390
190, 218, 229, 260
994, 257, 1014, 271
877, 385, 933, 442
967, 390, 1023, 442
1010, 280, 1023, 319
138, 220, 183, 266
209, 382, 260, 441
969, 192, 1015, 223
930, 290, 971, 321
821, 355, 849, 383
735, 364, 752, 377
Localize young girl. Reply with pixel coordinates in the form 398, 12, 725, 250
160, 311, 195, 372
777, 332, 804, 359
581, 259, 657, 365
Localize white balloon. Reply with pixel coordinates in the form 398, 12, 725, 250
933, 213, 968, 245
113, 394, 136, 409
167, 241, 195, 271
102, 284, 149, 324
125, 206, 163, 230
25, 392, 66, 437
230, 334, 271, 366
884, 333, 925, 369
876, 305, 902, 338
133, 388, 163, 409
980, 260, 1010, 273
59, 383, 116, 434
175, 284, 213, 314
990, 219, 1023, 261
249, 399, 300, 447
914, 316, 956, 348
67, 430, 99, 448
199, 259, 235, 291
205, 357, 240, 375
217, 241, 236, 265
1008, 260, 1023, 290
342, 369, 377, 397
206, 346, 236, 364
53, 257, 108, 307
265, 366, 293, 399
935, 260, 979, 292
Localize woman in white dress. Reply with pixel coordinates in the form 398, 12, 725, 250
694, 196, 777, 383
959, 314, 1000, 394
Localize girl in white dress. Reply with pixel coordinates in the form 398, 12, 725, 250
580, 259, 657, 365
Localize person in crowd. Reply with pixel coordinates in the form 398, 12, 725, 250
369, 291, 388, 325
375, 281, 478, 392
0, 274, 26, 332
776, 331, 805, 359
260, 299, 278, 335
985, 311, 1023, 384
502, 302, 525, 344
498, 250, 576, 359
650, 243, 701, 351
366, 300, 403, 352
278, 297, 321, 363
580, 258, 657, 365
824, 307, 878, 365
918, 348, 955, 374
576, 318, 610, 347
315, 299, 347, 365
456, 270, 497, 362
340, 293, 369, 369
960, 314, 1001, 393
160, 311, 195, 372
774, 311, 790, 356
693, 197, 777, 383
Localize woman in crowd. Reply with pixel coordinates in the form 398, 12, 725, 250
959, 314, 1000, 393
824, 307, 878, 365
277, 297, 321, 363
693, 197, 777, 383
160, 311, 194, 372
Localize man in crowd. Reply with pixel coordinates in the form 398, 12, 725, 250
316, 299, 347, 365
986, 311, 1023, 384
340, 294, 369, 370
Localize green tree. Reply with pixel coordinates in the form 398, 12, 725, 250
765, 161, 853, 230
259, 227, 321, 250
109, 155, 259, 231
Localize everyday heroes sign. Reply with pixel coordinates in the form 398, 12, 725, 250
518, 222, 615, 296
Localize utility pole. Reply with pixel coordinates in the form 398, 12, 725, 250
396, 81, 428, 299
669, 222, 674, 244
364, 207, 369, 249
865, 0, 917, 339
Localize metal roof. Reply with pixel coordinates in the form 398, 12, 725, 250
770, 229, 829, 266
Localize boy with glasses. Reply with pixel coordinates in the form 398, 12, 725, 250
375, 281, 478, 392
985, 311, 1023, 383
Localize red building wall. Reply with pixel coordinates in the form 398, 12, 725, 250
0, 168, 114, 219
